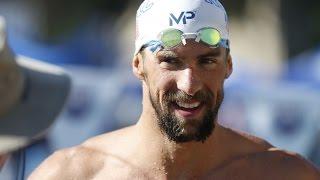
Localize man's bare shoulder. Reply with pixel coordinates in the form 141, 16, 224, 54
81, 125, 135, 152
262, 148, 320, 179
207, 129, 320, 180
219, 126, 273, 154
245, 148, 320, 179
227, 127, 272, 147
28, 145, 106, 179
209, 149, 320, 179
29, 126, 135, 179
212, 127, 320, 179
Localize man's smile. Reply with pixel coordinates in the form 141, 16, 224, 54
172, 100, 205, 118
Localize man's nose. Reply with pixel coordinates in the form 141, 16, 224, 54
176, 68, 203, 96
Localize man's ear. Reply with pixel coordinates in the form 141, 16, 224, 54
132, 53, 145, 80
225, 53, 233, 79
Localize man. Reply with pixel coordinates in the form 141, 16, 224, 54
29, 0, 320, 179
0, 16, 70, 179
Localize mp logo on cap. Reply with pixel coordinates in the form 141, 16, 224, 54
169, 11, 196, 26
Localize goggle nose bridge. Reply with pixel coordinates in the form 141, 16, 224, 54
181, 33, 201, 45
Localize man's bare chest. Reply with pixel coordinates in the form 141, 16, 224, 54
80, 149, 298, 180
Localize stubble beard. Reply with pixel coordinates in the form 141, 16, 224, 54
149, 89, 224, 143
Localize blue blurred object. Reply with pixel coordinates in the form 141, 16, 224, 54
285, 46, 320, 86
7, 15, 118, 67
220, 49, 320, 165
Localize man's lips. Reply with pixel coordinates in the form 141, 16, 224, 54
172, 101, 204, 118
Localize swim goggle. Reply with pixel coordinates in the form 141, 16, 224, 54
141, 27, 229, 53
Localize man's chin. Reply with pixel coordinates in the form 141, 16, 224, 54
156, 104, 218, 143
161, 116, 215, 143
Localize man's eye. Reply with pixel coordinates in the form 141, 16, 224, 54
158, 57, 182, 69
160, 57, 180, 64
199, 57, 217, 64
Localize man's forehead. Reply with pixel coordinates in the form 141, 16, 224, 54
157, 50, 178, 58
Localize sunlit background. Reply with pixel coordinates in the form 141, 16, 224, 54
1, 0, 320, 177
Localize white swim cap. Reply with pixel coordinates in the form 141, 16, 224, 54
135, 0, 229, 54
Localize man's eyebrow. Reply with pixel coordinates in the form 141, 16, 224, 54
197, 50, 221, 59
157, 51, 179, 58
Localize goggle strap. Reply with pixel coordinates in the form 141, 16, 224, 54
144, 40, 163, 53
220, 39, 229, 49
153, 46, 162, 54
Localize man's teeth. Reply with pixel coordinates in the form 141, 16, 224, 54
176, 101, 201, 109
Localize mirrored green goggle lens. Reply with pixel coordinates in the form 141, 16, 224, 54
199, 28, 221, 46
161, 29, 183, 48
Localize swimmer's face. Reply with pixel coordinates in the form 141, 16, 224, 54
133, 40, 233, 143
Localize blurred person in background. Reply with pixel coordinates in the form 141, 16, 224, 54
29, 0, 320, 179
0, 16, 70, 179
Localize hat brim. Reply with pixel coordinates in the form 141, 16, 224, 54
0, 56, 71, 154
